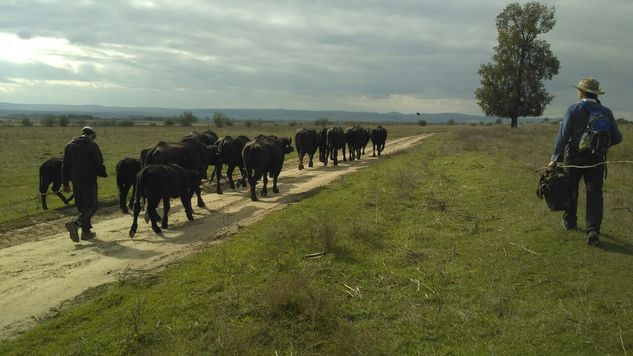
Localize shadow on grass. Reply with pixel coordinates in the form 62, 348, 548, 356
596, 233, 633, 257
331, 245, 360, 264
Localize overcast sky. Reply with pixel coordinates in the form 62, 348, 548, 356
1, 0, 631, 118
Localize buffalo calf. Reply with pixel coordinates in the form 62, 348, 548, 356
39, 157, 73, 210
116, 157, 141, 213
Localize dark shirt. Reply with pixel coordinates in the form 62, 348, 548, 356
551, 99, 623, 162
62, 135, 107, 186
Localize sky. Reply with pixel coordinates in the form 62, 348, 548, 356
0, 0, 632, 118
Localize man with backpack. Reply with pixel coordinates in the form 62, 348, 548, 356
548, 77, 622, 246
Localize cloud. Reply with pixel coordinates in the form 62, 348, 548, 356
0, 0, 632, 118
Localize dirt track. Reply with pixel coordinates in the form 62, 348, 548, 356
0, 133, 433, 340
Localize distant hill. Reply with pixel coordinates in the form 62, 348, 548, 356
0, 102, 503, 123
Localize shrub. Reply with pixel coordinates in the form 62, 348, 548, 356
315, 117, 330, 126
21, 118, 33, 127
58, 116, 70, 127
417, 119, 427, 126
41, 116, 56, 127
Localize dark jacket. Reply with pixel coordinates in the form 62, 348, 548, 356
551, 99, 623, 162
62, 135, 107, 186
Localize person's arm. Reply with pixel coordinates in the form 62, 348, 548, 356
549, 106, 573, 166
62, 144, 71, 191
92, 143, 107, 177
609, 110, 623, 146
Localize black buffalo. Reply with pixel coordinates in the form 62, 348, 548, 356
370, 125, 388, 156
346, 126, 366, 161
215, 135, 250, 194
326, 127, 347, 166
360, 127, 370, 154
242, 135, 294, 201
182, 129, 219, 146
129, 164, 200, 237
317, 127, 328, 164
144, 139, 219, 207
39, 157, 73, 210
116, 157, 141, 213
295, 128, 319, 170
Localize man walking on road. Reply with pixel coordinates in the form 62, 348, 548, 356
62, 126, 108, 242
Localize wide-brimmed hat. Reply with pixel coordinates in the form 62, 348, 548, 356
572, 77, 605, 95
81, 126, 96, 138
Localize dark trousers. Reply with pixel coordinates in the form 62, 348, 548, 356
72, 182, 98, 231
564, 157, 604, 234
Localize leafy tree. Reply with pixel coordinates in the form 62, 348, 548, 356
315, 117, 330, 126
58, 115, 70, 127
447, 119, 455, 125
212, 112, 232, 127
164, 119, 174, 127
21, 118, 33, 127
475, 2, 560, 128
177, 111, 199, 127
41, 116, 56, 127
417, 119, 427, 126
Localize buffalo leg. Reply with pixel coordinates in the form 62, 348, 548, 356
298, 152, 305, 170
161, 197, 170, 229
247, 168, 258, 201
40, 193, 48, 210
147, 198, 162, 234
272, 173, 280, 194
195, 186, 205, 208
215, 162, 224, 194
181, 194, 194, 220
129, 199, 142, 237
261, 173, 268, 197
128, 184, 136, 210
342, 145, 347, 161
308, 152, 314, 167
119, 184, 131, 213
237, 165, 247, 188
227, 165, 236, 190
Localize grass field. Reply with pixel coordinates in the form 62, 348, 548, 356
0, 122, 432, 232
1, 123, 632, 354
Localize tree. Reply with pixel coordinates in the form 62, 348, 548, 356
475, 2, 560, 128
212, 112, 232, 127
58, 115, 70, 127
315, 117, 330, 126
21, 118, 33, 127
417, 119, 427, 126
176, 111, 198, 127
41, 116, 56, 127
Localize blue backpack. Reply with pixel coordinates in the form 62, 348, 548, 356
578, 102, 611, 159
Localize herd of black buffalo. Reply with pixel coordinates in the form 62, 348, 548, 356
38, 125, 388, 236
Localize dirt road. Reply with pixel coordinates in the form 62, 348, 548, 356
0, 133, 432, 340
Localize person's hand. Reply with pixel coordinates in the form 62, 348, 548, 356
63, 184, 71, 193
546, 161, 557, 173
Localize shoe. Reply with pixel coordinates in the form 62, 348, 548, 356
65, 221, 80, 242
561, 220, 577, 231
81, 230, 97, 240
586, 231, 600, 246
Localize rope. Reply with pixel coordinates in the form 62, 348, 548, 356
531, 160, 633, 174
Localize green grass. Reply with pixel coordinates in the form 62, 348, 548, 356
1, 123, 632, 354
0, 122, 431, 232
